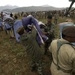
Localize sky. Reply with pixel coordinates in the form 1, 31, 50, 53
0, 0, 75, 8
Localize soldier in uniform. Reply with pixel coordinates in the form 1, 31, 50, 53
17, 15, 48, 75
54, 12, 59, 25
44, 15, 55, 55
49, 26, 75, 75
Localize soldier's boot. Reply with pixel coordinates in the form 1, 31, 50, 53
36, 63, 44, 75
37, 66, 44, 75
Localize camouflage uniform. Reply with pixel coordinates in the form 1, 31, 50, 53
20, 28, 44, 75
54, 13, 59, 25
44, 22, 55, 54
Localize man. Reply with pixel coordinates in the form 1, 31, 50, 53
49, 26, 75, 75
13, 20, 22, 42
58, 18, 75, 38
17, 15, 48, 75
3, 13, 14, 39
44, 15, 55, 55
54, 12, 59, 25
0, 18, 3, 30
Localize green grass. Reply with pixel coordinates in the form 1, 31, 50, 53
0, 16, 72, 75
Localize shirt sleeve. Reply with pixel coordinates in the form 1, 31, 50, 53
44, 26, 48, 32
71, 51, 75, 73
73, 61, 75, 74
50, 23, 54, 33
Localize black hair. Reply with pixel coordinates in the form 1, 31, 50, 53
14, 15, 18, 19
10, 13, 13, 17
62, 33, 66, 38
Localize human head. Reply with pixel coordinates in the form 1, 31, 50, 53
38, 22, 45, 29
62, 26, 75, 42
16, 26, 24, 35
14, 15, 18, 20
10, 13, 13, 17
47, 15, 52, 22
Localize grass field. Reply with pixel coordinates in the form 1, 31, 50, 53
0, 28, 52, 75
0, 16, 69, 75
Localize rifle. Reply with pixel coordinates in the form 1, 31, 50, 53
65, 0, 75, 16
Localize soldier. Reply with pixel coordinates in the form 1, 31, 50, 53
13, 16, 23, 42
17, 15, 48, 75
49, 26, 75, 75
44, 15, 55, 55
54, 12, 59, 25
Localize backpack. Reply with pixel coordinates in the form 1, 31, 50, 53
56, 40, 75, 71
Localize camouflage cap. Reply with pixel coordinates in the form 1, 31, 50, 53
47, 15, 52, 19
62, 26, 75, 38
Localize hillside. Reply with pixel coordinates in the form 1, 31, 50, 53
0, 27, 52, 75
11, 6, 61, 12
0, 5, 18, 11
1, 5, 64, 12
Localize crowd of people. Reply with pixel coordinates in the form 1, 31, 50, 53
0, 11, 75, 75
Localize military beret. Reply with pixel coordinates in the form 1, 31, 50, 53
62, 26, 75, 38
16, 26, 24, 35
47, 15, 52, 19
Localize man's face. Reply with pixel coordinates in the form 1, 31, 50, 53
47, 18, 52, 22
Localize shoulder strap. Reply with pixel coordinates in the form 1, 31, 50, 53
57, 40, 75, 70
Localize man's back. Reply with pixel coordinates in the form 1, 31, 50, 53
49, 39, 75, 75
